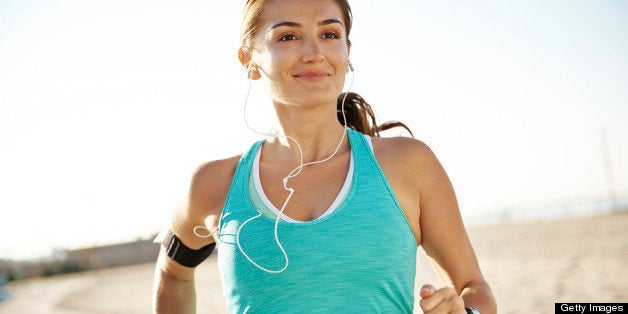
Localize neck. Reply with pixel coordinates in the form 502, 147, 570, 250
266, 101, 348, 164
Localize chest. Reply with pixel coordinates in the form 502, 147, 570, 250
257, 152, 351, 221
218, 158, 419, 312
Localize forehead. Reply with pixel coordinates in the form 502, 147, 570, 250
261, 0, 345, 28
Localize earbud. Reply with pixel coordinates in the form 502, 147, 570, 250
247, 64, 257, 79
348, 59, 354, 72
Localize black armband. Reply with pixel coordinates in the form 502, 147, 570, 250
466, 306, 481, 314
161, 229, 215, 268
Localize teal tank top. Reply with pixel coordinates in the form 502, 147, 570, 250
217, 129, 417, 313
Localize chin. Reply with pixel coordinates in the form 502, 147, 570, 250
273, 89, 341, 107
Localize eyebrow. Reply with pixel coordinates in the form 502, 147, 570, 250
271, 19, 344, 30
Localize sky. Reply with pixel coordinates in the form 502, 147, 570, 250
1, 0, 627, 260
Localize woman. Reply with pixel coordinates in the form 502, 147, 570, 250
153, 0, 496, 313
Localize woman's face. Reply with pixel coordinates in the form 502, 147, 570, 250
249, 0, 350, 108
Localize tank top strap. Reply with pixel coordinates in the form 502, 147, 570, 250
347, 128, 383, 183
346, 128, 371, 163
222, 140, 264, 214
346, 129, 407, 221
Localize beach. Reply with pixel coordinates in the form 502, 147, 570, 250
1, 212, 626, 313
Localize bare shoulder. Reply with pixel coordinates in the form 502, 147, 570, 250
170, 154, 242, 248
371, 136, 438, 173
372, 135, 452, 199
188, 154, 242, 212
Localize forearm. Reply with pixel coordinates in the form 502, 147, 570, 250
153, 266, 196, 314
460, 279, 497, 314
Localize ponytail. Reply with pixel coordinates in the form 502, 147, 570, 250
337, 92, 414, 138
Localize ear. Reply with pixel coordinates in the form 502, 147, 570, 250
346, 47, 352, 73
238, 46, 261, 80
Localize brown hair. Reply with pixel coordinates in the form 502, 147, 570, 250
241, 0, 413, 138
337, 92, 413, 137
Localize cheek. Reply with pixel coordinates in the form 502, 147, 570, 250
256, 53, 290, 81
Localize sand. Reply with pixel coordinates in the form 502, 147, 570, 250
1, 212, 626, 313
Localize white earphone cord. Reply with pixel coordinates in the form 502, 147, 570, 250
195, 61, 355, 273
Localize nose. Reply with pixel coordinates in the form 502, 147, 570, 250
302, 37, 325, 64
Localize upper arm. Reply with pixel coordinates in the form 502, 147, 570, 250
157, 155, 240, 278
375, 137, 484, 293
411, 142, 484, 293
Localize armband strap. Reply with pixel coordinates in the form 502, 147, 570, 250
161, 229, 215, 268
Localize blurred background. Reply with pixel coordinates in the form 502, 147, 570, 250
1, 0, 626, 313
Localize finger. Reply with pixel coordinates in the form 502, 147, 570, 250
419, 286, 460, 313
419, 284, 436, 299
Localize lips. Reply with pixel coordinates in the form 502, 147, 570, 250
293, 71, 331, 79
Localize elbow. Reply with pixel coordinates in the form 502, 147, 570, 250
152, 262, 196, 314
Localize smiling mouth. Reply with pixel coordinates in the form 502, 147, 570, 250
293, 72, 330, 80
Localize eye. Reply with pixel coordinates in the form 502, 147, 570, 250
322, 31, 340, 40
278, 33, 298, 42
